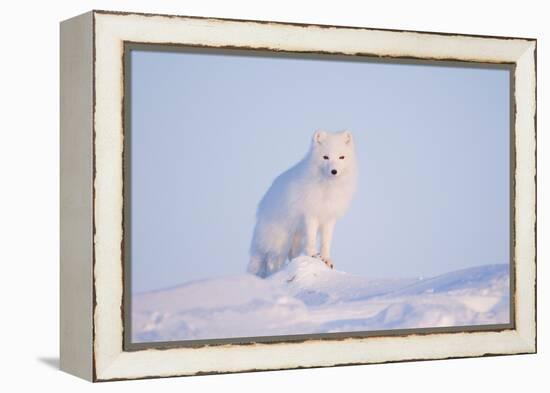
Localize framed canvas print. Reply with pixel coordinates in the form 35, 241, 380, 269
60, 10, 537, 382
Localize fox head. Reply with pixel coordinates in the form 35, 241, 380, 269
310, 130, 356, 179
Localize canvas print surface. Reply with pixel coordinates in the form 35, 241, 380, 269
127, 47, 511, 345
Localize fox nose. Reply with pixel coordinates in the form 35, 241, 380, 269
331, 169, 338, 175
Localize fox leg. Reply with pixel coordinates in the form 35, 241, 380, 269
288, 231, 304, 260
248, 253, 268, 278
319, 220, 335, 269
304, 217, 319, 258
248, 252, 287, 278
266, 253, 286, 276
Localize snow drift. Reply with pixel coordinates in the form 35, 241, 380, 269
132, 257, 510, 343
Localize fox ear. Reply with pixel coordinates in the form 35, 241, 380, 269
343, 130, 353, 145
313, 130, 326, 144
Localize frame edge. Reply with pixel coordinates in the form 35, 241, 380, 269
91, 11, 538, 380
91, 9, 537, 42
60, 11, 95, 382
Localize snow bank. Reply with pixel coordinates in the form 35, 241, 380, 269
132, 257, 510, 343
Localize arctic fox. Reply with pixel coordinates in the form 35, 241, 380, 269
248, 130, 357, 278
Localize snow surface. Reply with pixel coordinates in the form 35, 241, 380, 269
132, 257, 510, 343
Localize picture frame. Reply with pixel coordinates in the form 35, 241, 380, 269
60, 10, 537, 382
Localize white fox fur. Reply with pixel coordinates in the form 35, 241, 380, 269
248, 130, 357, 278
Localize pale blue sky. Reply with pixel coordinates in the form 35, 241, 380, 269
130, 48, 510, 294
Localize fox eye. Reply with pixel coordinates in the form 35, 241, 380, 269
323, 155, 329, 160
339, 156, 345, 160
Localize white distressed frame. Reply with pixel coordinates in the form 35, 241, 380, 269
62, 10, 536, 382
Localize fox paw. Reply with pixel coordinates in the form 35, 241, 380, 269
324, 258, 334, 269
312, 254, 334, 269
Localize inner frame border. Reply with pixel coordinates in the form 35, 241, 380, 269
121, 42, 517, 352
